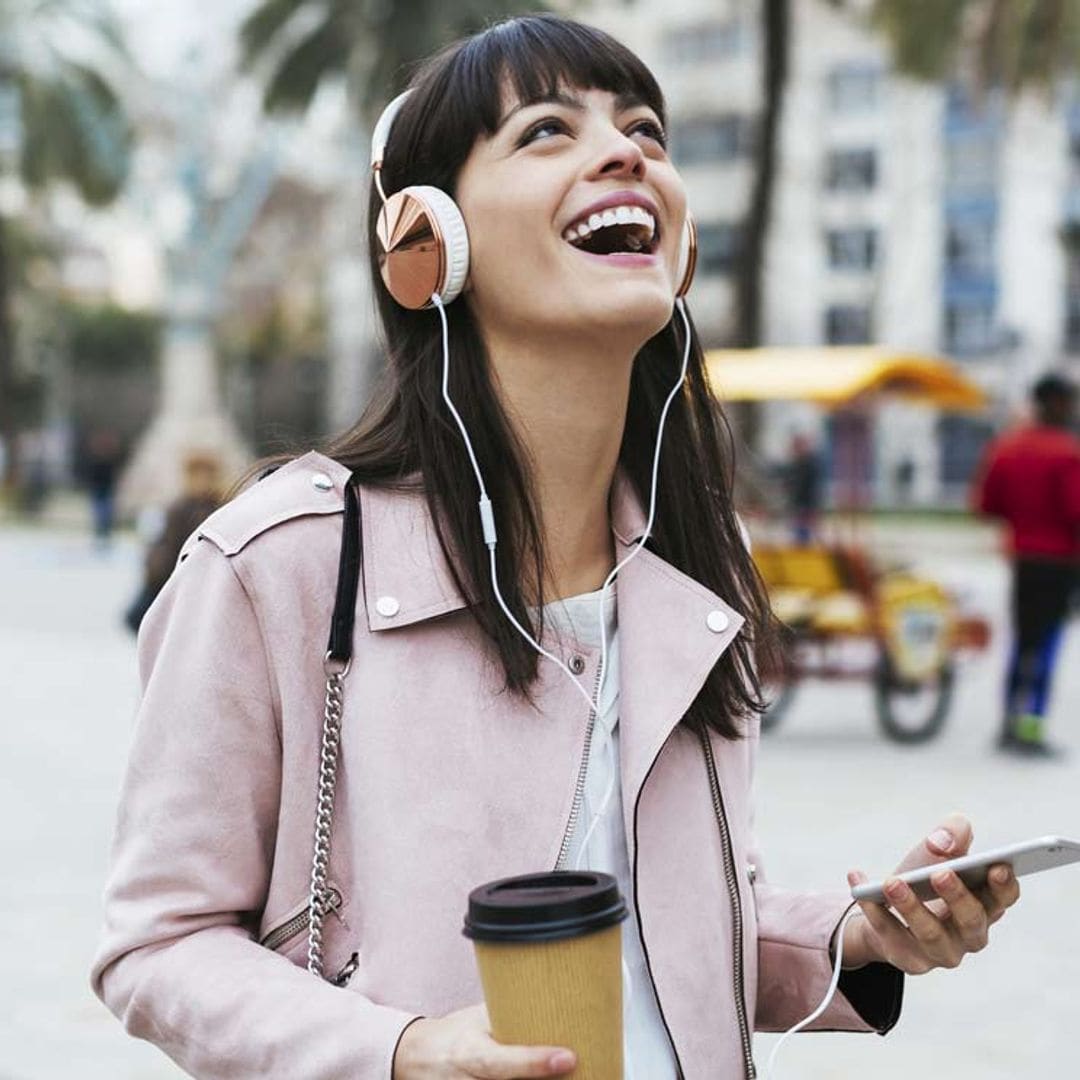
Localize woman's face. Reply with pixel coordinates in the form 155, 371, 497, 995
454, 83, 687, 350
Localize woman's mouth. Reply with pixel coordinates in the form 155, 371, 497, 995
561, 204, 660, 257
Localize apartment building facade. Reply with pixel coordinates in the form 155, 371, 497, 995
585, 0, 1080, 504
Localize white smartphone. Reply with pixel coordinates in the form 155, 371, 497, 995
850, 835, 1080, 904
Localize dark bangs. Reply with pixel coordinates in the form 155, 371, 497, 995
381, 13, 666, 196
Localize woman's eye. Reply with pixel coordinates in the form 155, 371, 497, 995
520, 118, 569, 145
629, 119, 667, 148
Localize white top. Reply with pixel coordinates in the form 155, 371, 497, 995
542, 586, 679, 1080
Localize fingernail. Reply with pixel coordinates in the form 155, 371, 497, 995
931, 870, 954, 890
549, 1050, 576, 1071
992, 866, 1010, 885
885, 878, 909, 901
928, 828, 954, 853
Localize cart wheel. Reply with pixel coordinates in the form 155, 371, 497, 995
874, 656, 955, 744
761, 682, 797, 733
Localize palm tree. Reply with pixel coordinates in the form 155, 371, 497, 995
239, 0, 548, 122
238, 0, 546, 430
0, 0, 132, 489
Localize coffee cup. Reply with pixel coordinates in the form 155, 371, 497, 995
463, 870, 628, 1079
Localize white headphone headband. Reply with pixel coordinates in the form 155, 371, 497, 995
371, 89, 415, 169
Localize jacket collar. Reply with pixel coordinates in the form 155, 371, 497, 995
349, 454, 746, 815
358, 466, 654, 633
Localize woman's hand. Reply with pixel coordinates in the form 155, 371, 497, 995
841, 813, 1021, 974
392, 1004, 577, 1079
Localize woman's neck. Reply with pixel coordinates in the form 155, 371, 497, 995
486, 332, 634, 601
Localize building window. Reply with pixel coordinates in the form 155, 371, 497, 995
825, 304, 872, 344
945, 218, 995, 277
945, 136, 997, 191
825, 148, 877, 191
826, 227, 877, 271
663, 19, 747, 63
827, 64, 881, 114
696, 223, 742, 276
671, 115, 754, 165
1065, 246, 1080, 353
944, 299, 996, 355
938, 415, 995, 485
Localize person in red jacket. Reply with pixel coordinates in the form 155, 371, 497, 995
974, 373, 1080, 756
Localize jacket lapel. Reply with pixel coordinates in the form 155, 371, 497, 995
614, 541, 744, 857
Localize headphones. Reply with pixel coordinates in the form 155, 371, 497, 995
371, 89, 697, 310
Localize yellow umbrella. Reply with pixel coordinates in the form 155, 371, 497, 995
704, 347, 986, 411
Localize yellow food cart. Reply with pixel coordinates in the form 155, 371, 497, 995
706, 346, 991, 743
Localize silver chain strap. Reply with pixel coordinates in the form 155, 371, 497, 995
307, 652, 350, 979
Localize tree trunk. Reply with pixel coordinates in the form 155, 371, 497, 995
736, 0, 790, 349
0, 214, 16, 491
731, 0, 790, 460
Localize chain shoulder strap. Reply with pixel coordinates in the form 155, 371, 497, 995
307, 477, 361, 980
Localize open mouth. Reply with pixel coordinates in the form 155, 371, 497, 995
561, 204, 660, 256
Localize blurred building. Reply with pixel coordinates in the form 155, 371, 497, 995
585, 0, 1080, 506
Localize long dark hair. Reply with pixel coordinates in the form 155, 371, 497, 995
319, 14, 778, 738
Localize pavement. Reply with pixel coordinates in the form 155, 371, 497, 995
1, 513, 1077, 1079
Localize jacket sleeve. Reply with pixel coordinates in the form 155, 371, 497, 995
90, 539, 418, 1079
746, 727, 903, 1035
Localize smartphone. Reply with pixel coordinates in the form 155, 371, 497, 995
850, 835, 1080, 904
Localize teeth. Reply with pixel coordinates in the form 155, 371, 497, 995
562, 204, 658, 245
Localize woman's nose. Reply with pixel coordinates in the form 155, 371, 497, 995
587, 131, 647, 181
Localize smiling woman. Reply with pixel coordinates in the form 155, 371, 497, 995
90, 13, 1019, 1080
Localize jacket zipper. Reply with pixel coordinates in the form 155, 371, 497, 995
697, 725, 756, 1079
259, 886, 343, 952
553, 661, 605, 871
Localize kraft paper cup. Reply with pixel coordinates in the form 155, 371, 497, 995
463, 871, 628, 1080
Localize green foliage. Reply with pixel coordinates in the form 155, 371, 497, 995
239, 0, 550, 120
870, 0, 970, 81
60, 302, 162, 374
844, 0, 1080, 92
1, 1, 133, 203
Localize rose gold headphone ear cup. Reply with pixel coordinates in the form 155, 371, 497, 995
375, 185, 469, 310
412, 185, 469, 306
675, 215, 697, 298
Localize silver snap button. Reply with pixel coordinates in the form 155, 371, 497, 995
706, 610, 730, 633
311, 472, 334, 492
747, 863, 757, 884
568, 654, 586, 675
375, 595, 400, 618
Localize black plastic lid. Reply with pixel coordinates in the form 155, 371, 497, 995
463, 871, 628, 943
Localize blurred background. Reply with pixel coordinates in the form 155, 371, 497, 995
1, 1, 1078, 1077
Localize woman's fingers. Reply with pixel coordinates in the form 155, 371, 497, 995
854, 888, 934, 974
880, 878, 962, 968
464, 1042, 576, 1079
985, 863, 1021, 916
926, 871, 989, 954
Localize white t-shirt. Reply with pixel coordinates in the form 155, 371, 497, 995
543, 585, 679, 1079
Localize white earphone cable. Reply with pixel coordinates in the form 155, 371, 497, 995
763, 904, 863, 1080
432, 291, 693, 1080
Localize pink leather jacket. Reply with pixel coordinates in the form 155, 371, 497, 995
91, 451, 900, 1079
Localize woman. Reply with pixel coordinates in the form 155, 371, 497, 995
92, 15, 1020, 1079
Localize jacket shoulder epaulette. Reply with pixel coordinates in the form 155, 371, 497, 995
182, 451, 352, 560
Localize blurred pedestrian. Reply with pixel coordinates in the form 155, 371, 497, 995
81, 429, 123, 549
781, 432, 823, 544
974, 373, 1080, 757
124, 451, 223, 634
